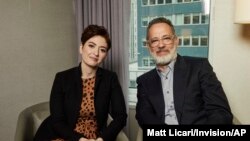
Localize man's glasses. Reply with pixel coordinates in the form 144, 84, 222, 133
148, 35, 176, 48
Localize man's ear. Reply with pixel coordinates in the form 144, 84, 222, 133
174, 36, 179, 47
146, 41, 151, 50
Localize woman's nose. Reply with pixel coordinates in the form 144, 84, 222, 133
93, 47, 99, 56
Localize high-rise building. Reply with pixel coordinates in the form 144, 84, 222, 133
137, 0, 209, 69
129, 0, 210, 102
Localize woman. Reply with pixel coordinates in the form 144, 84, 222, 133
34, 25, 127, 141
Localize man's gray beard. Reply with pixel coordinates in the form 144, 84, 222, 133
151, 50, 177, 65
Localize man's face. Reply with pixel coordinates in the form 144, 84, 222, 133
147, 23, 178, 65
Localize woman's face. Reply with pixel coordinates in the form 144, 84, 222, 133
79, 35, 108, 68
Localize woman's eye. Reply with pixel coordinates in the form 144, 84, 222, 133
100, 49, 107, 53
88, 44, 95, 48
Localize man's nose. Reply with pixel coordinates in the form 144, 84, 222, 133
158, 39, 165, 48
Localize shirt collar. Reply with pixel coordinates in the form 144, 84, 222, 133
156, 59, 176, 73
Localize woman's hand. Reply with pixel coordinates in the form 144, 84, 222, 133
79, 137, 88, 141
79, 138, 96, 141
79, 137, 103, 141
96, 137, 103, 141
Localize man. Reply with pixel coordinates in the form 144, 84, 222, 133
135, 17, 232, 126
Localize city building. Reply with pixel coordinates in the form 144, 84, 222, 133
129, 0, 210, 102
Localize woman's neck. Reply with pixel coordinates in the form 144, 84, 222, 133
81, 62, 97, 79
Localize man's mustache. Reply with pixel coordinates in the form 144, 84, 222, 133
156, 49, 170, 54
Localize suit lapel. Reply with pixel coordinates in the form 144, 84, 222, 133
93, 68, 103, 129
73, 64, 83, 123
94, 68, 103, 98
173, 55, 188, 124
148, 69, 165, 120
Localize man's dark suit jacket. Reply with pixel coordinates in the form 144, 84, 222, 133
34, 64, 127, 141
136, 55, 233, 126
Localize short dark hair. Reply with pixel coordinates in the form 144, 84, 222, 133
146, 17, 175, 40
81, 25, 111, 50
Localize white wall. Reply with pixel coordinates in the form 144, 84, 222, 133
0, 0, 77, 140
209, 0, 250, 124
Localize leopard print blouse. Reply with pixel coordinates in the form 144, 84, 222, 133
52, 76, 98, 141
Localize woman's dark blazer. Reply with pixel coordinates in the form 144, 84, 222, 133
34, 64, 127, 141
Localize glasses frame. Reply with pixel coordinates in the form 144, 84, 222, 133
147, 35, 176, 48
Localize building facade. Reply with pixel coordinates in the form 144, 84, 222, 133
129, 0, 210, 102
137, 0, 209, 69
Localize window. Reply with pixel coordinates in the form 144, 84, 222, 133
201, 14, 209, 24
129, 80, 137, 88
192, 37, 199, 46
200, 36, 208, 46
149, 0, 156, 5
142, 17, 148, 26
192, 14, 200, 24
166, 0, 172, 4
178, 37, 183, 46
184, 14, 191, 24
150, 58, 155, 66
142, 0, 148, 5
183, 37, 191, 46
129, 71, 137, 88
142, 57, 155, 67
142, 39, 147, 47
129, 0, 210, 104
176, 14, 183, 25
142, 58, 149, 66
158, 0, 164, 4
